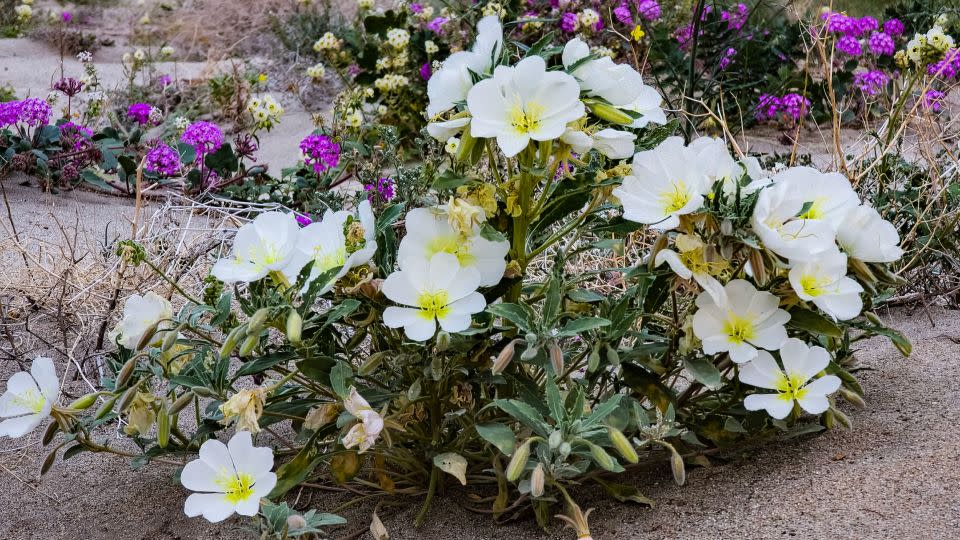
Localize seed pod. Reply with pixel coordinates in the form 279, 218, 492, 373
94, 393, 120, 420
219, 324, 247, 360
607, 427, 638, 464
286, 309, 303, 344
840, 388, 865, 408
530, 463, 545, 497
115, 357, 138, 389
157, 401, 170, 448
40, 447, 58, 476
587, 101, 634, 125
506, 439, 532, 482
247, 308, 271, 334
42, 421, 59, 446
747, 249, 767, 286
435, 331, 451, 352
587, 442, 617, 471
170, 390, 195, 415
359, 352, 385, 376
68, 392, 100, 410
191, 386, 219, 398
492, 339, 518, 375
135, 321, 160, 351
548, 342, 563, 376
239, 333, 259, 358
670, 446, 686, 486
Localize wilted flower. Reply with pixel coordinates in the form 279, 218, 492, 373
739, 339, 841, 419
182, 431, 277, 522
0, 357, 59, 438
342, 387, 384, 453
220, 388, 266, 433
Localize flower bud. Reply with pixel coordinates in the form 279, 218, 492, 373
286, 309, 302, 344
506, 439, 532, 482
42, 421, 59, 446
456, 127, 480, 164
747, 249, 767, 285
117, 385, 139, 411
840, 388, 865, 408
219, 324, 247, 360
848, 257, 877, 285
492, 339, 518, 374
286, 514, 307, 530
238, 333, 259, 357
435, 331, 451, 351
530, 463, 545, 497
247, 308, 271, 334
832, 407, 852, 428
520, 345, 538, 361
548, 430, 562, 450
548, 342, 563, 376
135, 321, 160, 351
607, 427, 638, 464
669, 446, 686, 486
587, 442, 617, 471
115, 357, 138, 388
559, 441, 571, 460
157, 401, 170, 448
160, 327, 181, 353
94, 393, 119, 419
587, 101, 634, 125
68, 392, 100, 410
647, 232, 669, 271
170, 390, 195, 414
864, 311, 882, 326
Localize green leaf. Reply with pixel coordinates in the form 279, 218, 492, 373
492, 399, 550, 437
594, 478, 655, 506
683, 356, 722, 389
376, 202, 405, 233
557, 317, 611, 337
268, 433, 325, 499
475, 423, 516, 456
582, 394, 622, 429
544, 377, 565, 423
431, 169, 469, 191
322, 299, 361, 328
621, 363, 675, 413
235, 352, 293, 377
567, 289, 605, 303
329, 361, 353, 399
486, 303, 535, 334
787, 308, 842, 337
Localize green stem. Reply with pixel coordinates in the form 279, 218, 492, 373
414, 466, 440, 526
144, 260, 203, 305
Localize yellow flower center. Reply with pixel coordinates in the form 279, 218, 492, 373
723, 313, 756, 345
217, 471, 256, 504
314, 245, 347, 273
797, 197, 826, 220
799, 273, 831, 297
425, 234, 476, 266
509, 101, 543, 135
774, 372, 808, 403
13, 388, 46, 414
659, 181, 691, 214
417, 290, 450, 321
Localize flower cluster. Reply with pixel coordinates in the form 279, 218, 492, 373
364, 176, 395, 202
247, 95, 284, 131
144, 142, 182, 176
299, 133, 340, 175
127, 102, 161, 126
754, 93, 810, 124
0, 98, 52, 128
854, 69, 889, 96
180, 121, 223, 156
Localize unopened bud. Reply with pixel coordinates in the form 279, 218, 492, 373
219, 324, 247, 360
864, 311, 882, 326
161, 324, 182, 352
286, 514, 307, 530
285, 309, 303, 344
492, 339, 518, 374
647, 232, 669, 271
435, 331, 451, 351
95, 393, 119, 419
548, 430, 562, 450
238, 333, 259, 357
840, 388, 865, 408
157, 401, 170, 448
832, 407, 852, 429
118, 385, 139, 411
68, 392, 100, 410
115, 357, 138, 388
506, 439, 532, 482
559, 441, 571, 460
607, 427, 638, 464
748, 249, 767, 285
548, 342, 563, 376
587, 441, 616, 471
135, 321, 160, 351
849, 257, 877, 284
588, 343, 601, 372
359, 352, 385, 376
247, 308, 271, 334
170, 391, 195, 414
42, 421, 59, 446
669, 445, 686, 486
587, 101, 634, 125
530, 463, 545, 497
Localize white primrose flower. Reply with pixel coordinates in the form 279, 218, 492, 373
612, 137, 711, 230
0, 357, 59, 438
689, 136, 739, 192
788, 249, 863, 320
212, 212, 304, 284
398, 207, 509, 287
751, 166, 858, 261
108, 291, 173, 350
467, 55, 585, 157
560, 129, 594, 154
739, 338, 842, 419
692, 279, 790, 364
591, 129, 636, 159
182, 431, 277, 523
426, 16, 503, 117
284, 200, 377, 293
426, 116, 470, 142
382, 252, 487, 341
836, 205, 903, 263
342, 387, 384, 453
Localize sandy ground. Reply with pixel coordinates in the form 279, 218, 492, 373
0, 183, 958, 538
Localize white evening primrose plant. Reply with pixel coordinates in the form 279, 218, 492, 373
212, 211, 304, 285
691, 279, 790, 364
739, 339, 842, 419
108, 291, 173, 350
0, 357, 59, 438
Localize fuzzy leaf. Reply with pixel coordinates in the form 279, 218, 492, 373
476, 423, 516, 456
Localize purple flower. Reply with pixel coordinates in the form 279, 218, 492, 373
779, 93, 810, 121
427, 17, 448, 33
922, 89, 945, 112
868, 32, 895, 56
127, 103, 155, 125
854, 70, 888, 95
883, 18, 904, 37
157, 74, 173, 88
364, 177, 395, 202
420, 62, 432, 80
755, 94, 781, 121
822, 11, 856, 35
181, 121, 223, 156
144, 142, 182, 176
295, 214, 313, 227
53, 77, 83, 97
299, 133, 341, 175
928, 49, 960, 79
62, 11, 73, 23
836, 35, 862, 56
560, 12, 578, 33
0, 101, 20, 127
410, 2, 423, 13
17, 98, 52, 127
756, 93, 808, 123
347, 64, 362, 77
59, 121, 93, 150
613, 3, 633, 26
856, 16, 878, 36
675, 24, 694, 48
721, 3, 748, 31
719, 47, 737, 70
637, 0, 661, 21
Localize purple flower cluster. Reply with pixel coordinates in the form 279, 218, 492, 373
755, 93, 810, 123
868, 31, 895, 56
409, 3, 423, 13
59, 122, 93, 150
928, 49, 960, 79
53, 77, 84, 97
1, 98, 52, 128
854, 70, 888, 95
299, 133, 341, 175
883, 19, 904, 37
420, 62, 432, 80
922, 89, 945, 112
822, 12, 876, 37
144, 142, 182, 176
364, 177, 395, 202
426, 17, 448, 33
637, 0, 661, 21
613, 3, 632, 26
721, 3, 748, 32
718, 47, 737, 70
560, 12, 578, 33
181, 121, 223, 156
836, 35, 862, 56
127, 103, 155, 126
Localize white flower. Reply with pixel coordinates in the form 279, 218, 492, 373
654, 234, 725, 303
739, 338, 841, 419
426, 16, 503, 117
0, 357, 59, 438
212, 212, 304, 284
836, 205, 903, 263
14, 4, 32, 20
109, 292, 173, 350
788, 249, 863, 320
133, 48, 146, 61
578, 8, 600, 28
306, 63, 326, 80
425, 40, 438, 54
751, 167, 857, 261
386, 28, 410, 49
182, 431, 277, 523
591, 129, 636, 159
344, 108, 363, 128
692, 279, 790, 364
313, 32, 339, 52
561, 129, 594, 154
284, 200, 377, 293
382, 252, 487, 341
357, 0, 374, 9
467, 55, 584, 157
160, 45, 175, 58
689, 136, 738, 190
612, 137, 710, 230
398, 207, 509, 287
342, 387, 384, 453
623, 85, 667, 128
77, 51, 93, 63
445, 136, 461, 155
